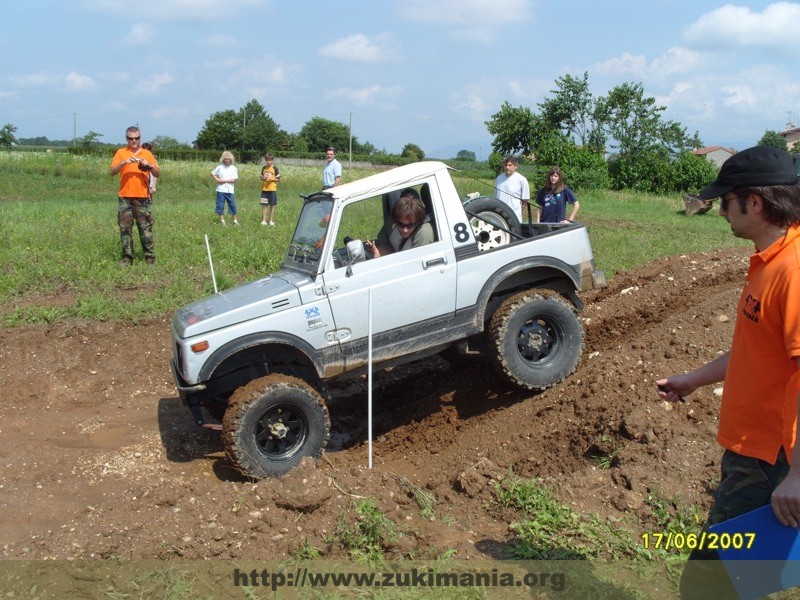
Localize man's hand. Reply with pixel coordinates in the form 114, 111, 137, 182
655, 374, 697, 402
772, 471, 800, 527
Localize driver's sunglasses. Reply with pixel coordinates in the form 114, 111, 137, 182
720, 193, 743, 212
396, 221, 418, 230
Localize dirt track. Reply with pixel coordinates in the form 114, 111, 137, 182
0, 247, 751, 561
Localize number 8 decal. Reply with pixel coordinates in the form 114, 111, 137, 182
454, 222, 469, 243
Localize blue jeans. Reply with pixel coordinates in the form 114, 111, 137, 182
215, 192, 237, 216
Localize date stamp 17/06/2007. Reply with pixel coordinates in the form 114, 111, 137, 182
641, 531, 756, 551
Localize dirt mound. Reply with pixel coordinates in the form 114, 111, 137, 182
0, 247, 751, 561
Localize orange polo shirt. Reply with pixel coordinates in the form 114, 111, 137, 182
717, 225, 800, 464
111, 147, 158, 199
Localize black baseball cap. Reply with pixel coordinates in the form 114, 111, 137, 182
698, 146, 798, 199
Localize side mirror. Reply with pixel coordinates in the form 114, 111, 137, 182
346, 239, 366, 264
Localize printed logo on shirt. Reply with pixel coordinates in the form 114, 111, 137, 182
743, 293, 761, 323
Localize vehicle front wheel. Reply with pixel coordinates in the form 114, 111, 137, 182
222, 374, 330, 479
488, 291, 583, 390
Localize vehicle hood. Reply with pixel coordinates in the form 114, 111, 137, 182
172, 272, 306, 338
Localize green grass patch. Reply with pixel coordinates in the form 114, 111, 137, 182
0, 151, 747, 325
330, 498, 399, 563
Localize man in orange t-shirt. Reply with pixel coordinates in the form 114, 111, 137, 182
109, 126, 160, 265
657, 146, 800, 599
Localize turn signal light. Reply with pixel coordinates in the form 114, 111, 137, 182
190, 341, 210, 353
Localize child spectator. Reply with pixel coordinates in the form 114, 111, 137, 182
535, 166, 580, 223
212, 151, 239, 225
260, 154, 281, 226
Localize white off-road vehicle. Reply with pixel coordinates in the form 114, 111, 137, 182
170, 161, 605, 478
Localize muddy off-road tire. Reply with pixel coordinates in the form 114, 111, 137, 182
488, 291, 583, 390
462, 196, 521, 251
222, 374, 330, 479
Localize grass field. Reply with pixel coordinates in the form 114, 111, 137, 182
0, 151, 745, 326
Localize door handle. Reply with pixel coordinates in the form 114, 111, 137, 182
424, 256, 446, 269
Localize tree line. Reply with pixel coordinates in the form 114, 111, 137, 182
484, 72, 797, 194
3, 73, 797, 193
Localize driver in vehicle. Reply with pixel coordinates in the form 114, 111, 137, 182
365, 188, 434, 257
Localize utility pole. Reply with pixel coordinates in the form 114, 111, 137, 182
73, 113, 76, 147
348, 112, 353, 169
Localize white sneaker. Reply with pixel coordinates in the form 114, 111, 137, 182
261, 221, 268, 226
269, 221, 275, 226
220, 219, 226, 226
233, 220, 240, 226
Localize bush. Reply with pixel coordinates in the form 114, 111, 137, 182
609, 150, 717, 194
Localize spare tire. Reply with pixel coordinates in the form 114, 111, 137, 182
462, 196, 521, 251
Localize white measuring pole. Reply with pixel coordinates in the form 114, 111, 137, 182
367, 287, 373, 469
205, 234, 218, 294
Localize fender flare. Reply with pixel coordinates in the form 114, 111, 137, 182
197, 331, 325, 382
474, 256, 583, 324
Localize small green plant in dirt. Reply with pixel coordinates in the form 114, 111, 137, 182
291, 538, 322, 560
330, 498, 398, 562
399, 477, 436, 520
104, 564, 203, 600
644, 493, 703, 556
591, 434, 621, 470
493, 476, 636, 560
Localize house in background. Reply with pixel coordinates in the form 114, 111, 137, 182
693, 146, 736, 169
780, 126, 800, 151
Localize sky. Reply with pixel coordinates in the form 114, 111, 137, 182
2, 0, 800, 159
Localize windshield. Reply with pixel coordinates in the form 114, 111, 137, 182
284, 198, 334, 273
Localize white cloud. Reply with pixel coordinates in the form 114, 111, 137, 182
141, 72, 173, 94
123, 23, 154, 44
402, 0, 531, 26
593, 52, 648, 78
319, 34, 397, 63
325, 84, 402, 107
450, 81, 496, 120
401, 0, 532, 42
684, 2, 800, 51
65, 71, 98, 91
649, 47, 708, 76
16, 71, 62, 87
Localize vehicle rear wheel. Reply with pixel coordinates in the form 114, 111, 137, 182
462, 196, 521, 251
222, 374, 330, 479
488, 291, 583, 390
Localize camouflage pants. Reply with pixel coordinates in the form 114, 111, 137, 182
679, 448, 789, 599
118, 197, 154, 260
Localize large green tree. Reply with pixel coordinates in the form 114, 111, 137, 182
240, 99, 286, 155
0, 123, 18, 149
455, 149, 476, 161
298, 117, 351, 154
758, 129, 788, 150
150, 135, 191, 150
195, 100, 286, 157
79, 131, 103, 148
196, 109, 240, 151
485, 102, 539, 156
401, 143, 425, 161
594, 82, 697, 156
539, 72, 599, 147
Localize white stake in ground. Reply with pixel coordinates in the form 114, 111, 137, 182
205, 234, 218, 294
367, 287, 373, 469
